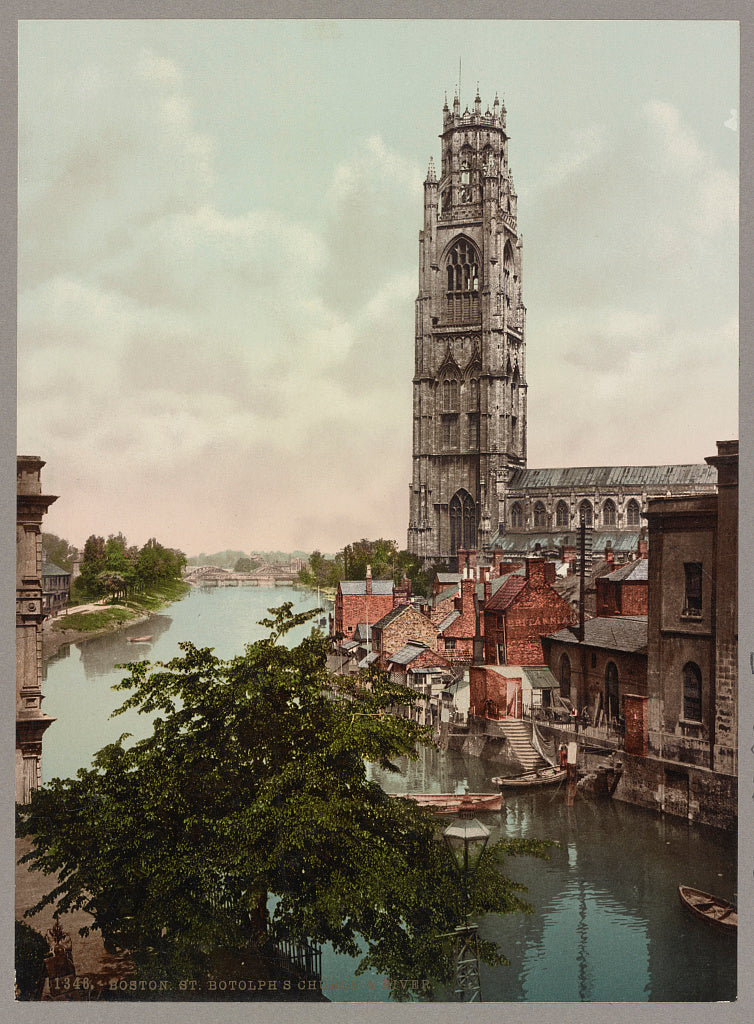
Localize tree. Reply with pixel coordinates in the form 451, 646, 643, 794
234, 557, 260, 574
17, 605, 551, 995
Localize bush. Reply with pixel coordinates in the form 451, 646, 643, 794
15, 920, 48, 999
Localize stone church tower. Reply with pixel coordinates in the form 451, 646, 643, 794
407, 88, 526, 565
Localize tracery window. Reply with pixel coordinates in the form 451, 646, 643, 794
682, 662, 702, 722
533, 502, 547, 529
578, 500, 593, 528
510, 503, 523, 528
446, 238, 480, 323
467, 414, 479, 450
442, 378, 459, 412
555, 501, 569, 528
603, 499, 617, 526
626, 499, 641, 527
450, 490, 476, 556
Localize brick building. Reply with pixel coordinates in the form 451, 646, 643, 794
16, 456, 57, 802
371, 603, 438, 670
332, 566, 394, 640
483, 558, 573, 666
595, 559, 648, 617
436, 572, 479, 664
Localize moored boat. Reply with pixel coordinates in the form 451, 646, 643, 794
492, 766, 567, 789
390, 793, 502, 813
127, 635, 153, 643
678, 886, 737, 932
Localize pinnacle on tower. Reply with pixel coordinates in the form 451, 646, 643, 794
426, 156, 437, 183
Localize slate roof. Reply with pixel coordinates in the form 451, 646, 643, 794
42, 560, 71, 577
490, 530, 643, 553
371, 605, 407, 631
437, 572, 462, 586
429, 584, 461, 608
483, 664, 560, 690
507, 464, 716, 490
358, 652, 379, 668
339, 580, 394, 596
485, 575, 527, 612
388, 642, 432, 666
545, 616, 648, 654
436, 610, 460, 633
353, 623, 373, 641
604, 559, 648, 582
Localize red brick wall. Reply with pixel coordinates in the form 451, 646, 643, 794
376, 606, 438, 667
624, 693, 648, 756
500, 564, 574, 666
334, 591, 394, 639
469, 666, 521, 717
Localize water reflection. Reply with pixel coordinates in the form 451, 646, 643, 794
39, 588, 736, 1002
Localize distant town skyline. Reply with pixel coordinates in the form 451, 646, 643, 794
17, 19, 738, 556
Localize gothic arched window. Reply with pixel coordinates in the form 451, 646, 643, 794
579, 500, 593, 528
555, 501, 569, 528
446, 238, 480, 324
626, 499, 641, 527
510, 503, 523, 528
682, 662, 702, 722
603, 499, 617, 526
450, 490, 476, 556
442, 378, 459, 413
533, 502, 547, 529
467, 377, 480, 409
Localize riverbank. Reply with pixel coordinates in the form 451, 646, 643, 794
41, 581, 190, 661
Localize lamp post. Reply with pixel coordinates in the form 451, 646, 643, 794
442, 799, 490, 1001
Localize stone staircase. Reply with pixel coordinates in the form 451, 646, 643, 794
498, 719, 550, 772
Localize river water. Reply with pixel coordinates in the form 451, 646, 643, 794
40, 586, 737, 1003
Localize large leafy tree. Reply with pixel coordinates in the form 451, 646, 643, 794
17, 605, 550, 995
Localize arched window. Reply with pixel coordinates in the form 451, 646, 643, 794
603, 499, 617, 526
555, 501, 569, 528
450, 490, 476, 556
446, 238, 480, 323
510, 503, 523, 528
605, 661, 620, 721
626, 499, 641, 527
578, 500, 593, 528
467, 377, 480, 409
533, 502, 547, 529
560, 653, 571, 699
683, 662, 702, 722
442, 378, 459, 412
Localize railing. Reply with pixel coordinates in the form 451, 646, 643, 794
272, 938, 322, 981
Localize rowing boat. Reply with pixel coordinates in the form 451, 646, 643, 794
678, 885, 737, 932
492, 766, 567, 789
391, 793, 502, 813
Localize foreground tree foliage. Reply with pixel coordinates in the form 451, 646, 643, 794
17, 605, 551, 995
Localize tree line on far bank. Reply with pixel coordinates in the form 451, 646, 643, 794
42, 532, 186, 604
298, 538, 450, 598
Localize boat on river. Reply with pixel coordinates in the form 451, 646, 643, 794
492, 766, 567, 789
127, 635, 153, 643
391, 792, 502, 813
678, 886, 737, 932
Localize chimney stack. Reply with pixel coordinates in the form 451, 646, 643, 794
365, 564, 372, 595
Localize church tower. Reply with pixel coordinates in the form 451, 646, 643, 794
407, 88, 527, 565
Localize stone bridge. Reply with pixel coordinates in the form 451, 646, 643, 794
184, 564, 299, 587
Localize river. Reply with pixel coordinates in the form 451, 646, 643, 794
40, 585, 736, 1003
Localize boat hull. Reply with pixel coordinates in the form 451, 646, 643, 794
678, 886, 737, 932
391, 793, 502, 813
492, 768, 567, 789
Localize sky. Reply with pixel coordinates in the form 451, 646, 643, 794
16, 19, 739, 558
